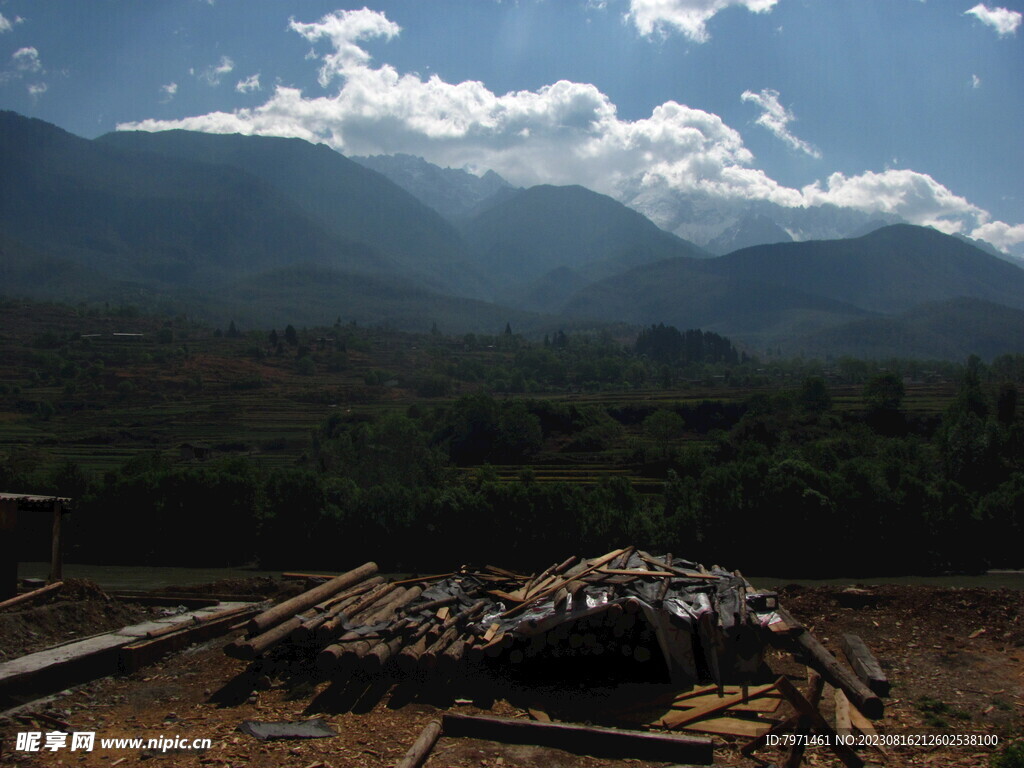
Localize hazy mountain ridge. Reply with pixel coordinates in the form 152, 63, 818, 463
2, 111, 1023, 359
461, 184, 708, 292
352, 153, 516, 221
700, 224, 1024, 314
99, 131, 491, 298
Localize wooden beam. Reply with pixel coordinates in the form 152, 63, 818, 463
441, 713, 713, 765
772, 606, 883, 719
774, 676, 864, 768
840, 633, 890, 697
783, 671, 823, 768
395, 720, 442, 768
499, 548, 625, 619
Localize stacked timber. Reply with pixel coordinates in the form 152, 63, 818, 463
220, 548, 883, 722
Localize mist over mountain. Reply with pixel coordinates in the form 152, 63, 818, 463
352, 153, 516, 221
617, 183, 906, 250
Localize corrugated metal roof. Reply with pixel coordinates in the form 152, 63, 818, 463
0, 493, 74, 511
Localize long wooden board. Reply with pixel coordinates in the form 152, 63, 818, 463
442, 712, 714, 765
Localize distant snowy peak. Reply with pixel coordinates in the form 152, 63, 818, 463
352, 153, 516, 221
616, 183, 907, 253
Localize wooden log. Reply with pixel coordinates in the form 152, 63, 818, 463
0, 581, 63, 611
438, 634, 472, 676
441, 712, 713, 765
840, 633, 890, 697
247, 561, 377, 634
774, 675, 864, 768
420, 626, 458, 671
772, 606, 883, 719
317, 584, 403, 643
554, 555, 578, 574
395, 720, 442, 768
317, 640, 363, 674
365, 635, 406, 673
291, 577, 385, 642
783, 671, 824, 768
401, 594, 458, 617
397, 635, 431, 674
226, 613, 308, 660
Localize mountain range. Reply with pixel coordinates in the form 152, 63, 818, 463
1, 110, 1023, 361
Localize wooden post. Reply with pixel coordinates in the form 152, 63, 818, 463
49, 501, 63, 583
0, 500, 17, 600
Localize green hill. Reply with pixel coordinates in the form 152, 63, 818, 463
704, 224, 1024, 313
793, 297, 1024, 360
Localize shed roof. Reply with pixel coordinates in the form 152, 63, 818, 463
0, 493, 74, 512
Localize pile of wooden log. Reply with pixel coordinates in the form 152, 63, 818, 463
223, 547, 885, 726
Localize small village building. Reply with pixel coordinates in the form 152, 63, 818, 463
0, 493, 73, 600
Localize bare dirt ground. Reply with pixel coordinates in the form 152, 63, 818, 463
0, 583, 1021, 768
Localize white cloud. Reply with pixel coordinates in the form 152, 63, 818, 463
199, 55, 234, 86
289, 8, 400, 87
972, 73, 982, 88
971, 220, 1024, 251
626, 0, 779, 43
12, 46, 41, 73
0, 13, 12, 33
964, 4, 1022, 36
116, 8, 1024, 256
741, 88, 820, 158
160, 82, 178, 102
27, 82, 46, 97
235, 73, 261, 93
801, 169, 987, 235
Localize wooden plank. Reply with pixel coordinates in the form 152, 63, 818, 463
654, 683, 778, 730
682, 716, 774, 738
840, 633, 890, 697
499, 548, 625, 619
441, 712, 714, 765
675, 693, 782, 714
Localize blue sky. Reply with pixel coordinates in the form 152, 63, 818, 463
2, 0, 1022, 252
